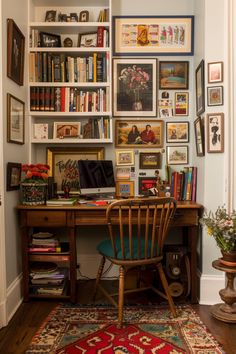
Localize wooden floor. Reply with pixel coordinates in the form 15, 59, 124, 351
0, 279, 236, 354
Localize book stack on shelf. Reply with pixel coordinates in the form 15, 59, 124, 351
167, 166, 197, 201
46, 197, 78, 206
29, 232, 60, 253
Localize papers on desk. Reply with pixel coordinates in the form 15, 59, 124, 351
46, 197, 78, 206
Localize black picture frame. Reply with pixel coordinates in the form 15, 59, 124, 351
7, 162, 21, 191
7, 93, 25, 145
139, 152, 161, 169
194, 117, 205, 157
195, 59, 205, 115
45, 10, 56, 22
138, 176, 157, 195
40, 32, 61, 47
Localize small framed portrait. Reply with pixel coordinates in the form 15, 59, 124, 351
53, 122, 81, 139
194, 117, 205, 157
159, 61, 189, 90
208, 61, 223, 83
207, 86, 223, 106
207, 113, 224, 153
159, 108, 173, 118
116, 167, 131, 180
78, 32, 97, 47
58, 13, 68, 22
195, 59, 205, 115
7, 162, 21, 191
139, 152, 161, 169
116, 150, 135, 166
70, 13, 78, 22
138, 177, 157, 195
116, 181, 134, 197
166, 145, 189, 165
175, 92, 189, 116
7, 93, 25, 145
79, 10, 89, 22
166, 122, 189, 143
40, 32, 61, 47
45, 10, 56, 22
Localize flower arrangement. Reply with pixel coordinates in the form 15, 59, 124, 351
200, 206, 236, 252
119, 65, 150, 98
21, 163, 50, 184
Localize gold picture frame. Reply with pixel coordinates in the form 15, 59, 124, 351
116, 180, 134, 197
116, 150, 135, 166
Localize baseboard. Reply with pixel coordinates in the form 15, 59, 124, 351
199, 272, 225, 305
6, 274, 23, 324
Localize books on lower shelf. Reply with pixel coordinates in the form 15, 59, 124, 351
46, 197, 78, 206
169, 166, 197, 201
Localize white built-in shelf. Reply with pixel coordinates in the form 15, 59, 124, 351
30, 111, 112, 116
31, 138, 112, 144
29, 82, 110, 87
29, 47, 109, 52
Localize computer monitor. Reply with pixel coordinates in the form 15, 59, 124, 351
78, 160, 116, 198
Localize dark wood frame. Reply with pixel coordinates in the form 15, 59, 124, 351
7, 93, 25, 144
78, 32, 97, 47
7, 18, 25, 86
195, 59, 205, 115
45, 10, 56, 22
194, 117, 205, 157
159, 61, 189, 90
7, 162, 21, 191
175, 92, 189, 116
138, 176, 157, 195
166, 145, 189, 165
207, 86, 223, 106
79, 10, 89, 22
207, 113, 224, 153
139, 152, 161, 169
40, 32, 61, 47
166, 121, 189, 143
208, 61, 223, 83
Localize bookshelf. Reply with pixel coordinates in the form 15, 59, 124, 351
28, 0, 112, 157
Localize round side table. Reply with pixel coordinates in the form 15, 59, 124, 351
211, 259, 236, 323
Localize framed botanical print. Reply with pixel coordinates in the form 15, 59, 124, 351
195, 59, 205, 115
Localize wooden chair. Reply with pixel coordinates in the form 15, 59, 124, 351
94, 197, 177, 327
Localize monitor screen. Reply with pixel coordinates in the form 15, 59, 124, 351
78, 160, 116, 196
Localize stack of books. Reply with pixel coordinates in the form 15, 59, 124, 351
29, 232, 60, 253
46, 197, 78, 206
166, 166, 197, 201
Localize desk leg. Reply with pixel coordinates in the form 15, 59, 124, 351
68, 226, 77, 303
21, 226, 29, 302
185, 225, 198, 303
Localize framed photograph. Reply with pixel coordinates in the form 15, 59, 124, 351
79, 10, 89, 22
208, 61, 223, 83
194, 117, 205, 157
40, 32, 61, 47
6, 162, 21, 191
166, 122, 189, 143
113, 16, 194, 56
7, 93, 25, 144
166, 145, 188, 165
53, 122, 81, 139
207, 113, 224, 153
115, 120, 164, 148
116, 181, 134, 197
47, 147, 104, 193
138, 177, 157, 195
175, 92, 189, 116
116, 167, 131, 180
159, 107, 173, 118
33, 123, 48, 140
139, 152, 161, 169
7, 19, 25, 86
70, 13, 78, 22
113, 58, 157, 117
116, 150, 134, 166
78, 32, 97, 47
45, 10, 56, 22
207, 86, 223, 106
159, 61, 189, 90
195, 59, 205, 115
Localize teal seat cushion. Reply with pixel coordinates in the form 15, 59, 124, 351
97, 237, 158, 259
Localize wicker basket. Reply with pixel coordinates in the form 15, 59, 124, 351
21, 183, 47, 205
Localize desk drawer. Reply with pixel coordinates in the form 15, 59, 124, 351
172, 209, 199, 226
26, 211, 67, 227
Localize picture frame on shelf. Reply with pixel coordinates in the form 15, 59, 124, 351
113, 16, 194, 56
70, 13, 78, 22
6, 162, 21, 191
33, 123, 48, 140
116, 150, 134, 166
195, 59, 205, 115
139, 152, 161, 169
113, 58, 157, 117
7, 18, 25, 86
47, 147, 104, 193
207, 113, 224, 153
7, 93, 25, 145
166, 121, 189, 143
175, 92, 189, 116
166, 145, 188, 165
79, 10, 89, 22
116, 167, 131, 180
138, 176, 157, 195
159, 61, 189, 90
116, 181, 134, 197
194, 117, 205, 157
53, 122, 81, 139
45, 10, 56, 22
207, 86, 223, 106
78, 32, 97, 47
115, 119, 163, 148
40, 32, 61, 47
208, 61, 223, 83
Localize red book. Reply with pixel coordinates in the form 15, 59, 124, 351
60, 87, 66, 112
97, 26, 104, 47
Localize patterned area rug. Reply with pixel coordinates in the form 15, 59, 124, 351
25, 305, 224, 353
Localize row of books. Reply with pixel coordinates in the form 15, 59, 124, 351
29, 52, 109, 83
30, 87, 109, 112
30, 266, 68, 296
169, 166, 197, 201
97, 8, 109, 22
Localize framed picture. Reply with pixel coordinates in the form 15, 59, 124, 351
166, 122, 189, 143
207, 113, 224, 153
47, 147, 104, 193
79, 10, 89, 22
53, 122, 81, 139
139, 152, 161, 169
159, 107, 173, 118
138, 177, 157, 195
194, 117, 205, 157
7, 19, 25, 86
40, 32, 61, 47
207, 86, 223, 106
113, 58, 157, 117
195, 59, 205, 115
6, 162, 21, 191
175, 92, 189, 116
78, 32, 97, 47
116, 150, 134, 166
115, 120, 164, 148
208, 61, 223, 83
70, 13, 79, 22
113, 16, 194, 56
33, 123, 48, 140
45, 10, 56, 22
166, 145, 188, 165
116, 167, 131, 180
116, 181, 134, 197
159, 61, 189, 89
7, 93, 25, 144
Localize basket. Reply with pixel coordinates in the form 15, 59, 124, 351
21, 183, 47, 205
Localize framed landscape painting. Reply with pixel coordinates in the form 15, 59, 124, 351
159, 61, 189, 89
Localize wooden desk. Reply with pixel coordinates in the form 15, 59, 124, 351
17, 201, 202, 304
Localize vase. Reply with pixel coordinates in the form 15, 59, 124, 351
21, 183, 47, 205
220, 250, 236, 267
132, 100, 143, 111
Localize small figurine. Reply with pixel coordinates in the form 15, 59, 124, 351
63, 185, 70, 198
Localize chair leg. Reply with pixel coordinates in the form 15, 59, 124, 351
117, 265, 125, 328
157, 263, 177, 317
93, 255, 106, 301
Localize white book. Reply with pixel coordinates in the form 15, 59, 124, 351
33, 124, 48, 140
